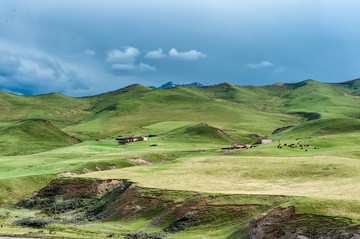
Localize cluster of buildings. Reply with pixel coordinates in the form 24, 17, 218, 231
116, 135, 149, 145
221, 139, 272, 150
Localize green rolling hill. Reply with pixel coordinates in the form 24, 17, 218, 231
0, 118, 78, 156
0, 79, 359, 148
161, 123, 236, 144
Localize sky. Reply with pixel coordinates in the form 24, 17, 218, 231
1, 0, 360, 96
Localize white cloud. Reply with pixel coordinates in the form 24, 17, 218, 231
18, 59, 56, 80
106, 47, 140, 63
246, 61, 274, 69
0, 42, 97, 96
106, 46, 155, 73
145, 48, 166, 59
138, 63, 156, 72
84, 49, 96, 56
111, 63, 156, 72
168, 48, 207, 61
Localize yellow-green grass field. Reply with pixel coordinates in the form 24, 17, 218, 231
80, 154, 360, 201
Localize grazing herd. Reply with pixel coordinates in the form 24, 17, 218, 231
277, 137, 320, 151
220, 136, 322, 152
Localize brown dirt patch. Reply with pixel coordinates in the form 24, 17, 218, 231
237, 206, 358, 239
108, 165, 118, 170
56, 171, 77, 177
83, 168, 91, 173
125, 158, 152, 165
39, 179, 124, 200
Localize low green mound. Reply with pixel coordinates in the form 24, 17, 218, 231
272, 118, 360, 139
335, 78, 360, 94
162, 123, 235, 144
0, 118, 76, 156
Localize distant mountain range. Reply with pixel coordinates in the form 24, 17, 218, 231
150, 81, 204, 89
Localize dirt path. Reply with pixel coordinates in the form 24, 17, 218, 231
216, 128, 238, 142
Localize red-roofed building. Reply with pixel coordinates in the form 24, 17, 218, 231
255, 139, 272, 144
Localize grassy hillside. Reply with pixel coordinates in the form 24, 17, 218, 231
1, 79, 360, 237
0, 118, 76, 156
161, 123, 235, 144
63, 83, 301, 141
270, 118, 360, 139
0, 92, 92, 128
0, 81, 299, 142
0, 79, 359, 143
283, 80, 360, 119
334, 78, 360, 94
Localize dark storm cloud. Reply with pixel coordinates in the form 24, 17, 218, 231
1, 0, 360, 95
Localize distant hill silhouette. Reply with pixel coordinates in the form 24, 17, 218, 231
150, 81, 204, 89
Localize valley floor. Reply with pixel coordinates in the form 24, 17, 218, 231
2, 133, 360, 238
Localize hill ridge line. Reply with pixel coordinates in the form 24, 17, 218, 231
1, 78, 360, 97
